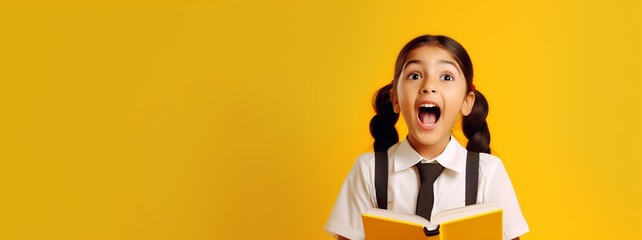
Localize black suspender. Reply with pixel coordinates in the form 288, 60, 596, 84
465, 151, 480, 206
373, 151, 480, 209
374, 151, 389, 209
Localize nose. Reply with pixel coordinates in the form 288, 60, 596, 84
421, 89, 437, 94
420, 82, 438, 94
420, 77, 438, 94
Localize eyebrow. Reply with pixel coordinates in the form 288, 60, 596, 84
403, 59, 462, 73
403, 59, 422, 69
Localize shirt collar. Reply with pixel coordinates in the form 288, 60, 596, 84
392, 136, 467, 173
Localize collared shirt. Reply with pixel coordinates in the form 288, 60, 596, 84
324, 136, 529, 240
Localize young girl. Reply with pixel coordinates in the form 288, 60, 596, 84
325, 35, 529, 240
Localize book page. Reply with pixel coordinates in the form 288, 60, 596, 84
364, 208, 431, 227
432, 202, 500, 226
364, 202, 500, 231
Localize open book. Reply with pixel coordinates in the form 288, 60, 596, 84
362, 203, 503, 240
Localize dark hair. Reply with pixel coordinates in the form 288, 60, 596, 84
369, 35, 491, 154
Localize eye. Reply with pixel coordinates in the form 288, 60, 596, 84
407, 72, 422, 80
440, 74, 454, 81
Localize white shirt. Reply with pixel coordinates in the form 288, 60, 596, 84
324, 136, 529, 240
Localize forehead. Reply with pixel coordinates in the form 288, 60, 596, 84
404, 45, 459, 68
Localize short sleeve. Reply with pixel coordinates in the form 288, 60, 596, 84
481, 155, 530, 239
324, 154, 375, 240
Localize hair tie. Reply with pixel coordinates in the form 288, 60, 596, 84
471, 84, 476, 92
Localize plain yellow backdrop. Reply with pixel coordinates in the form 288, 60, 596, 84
1, 0, 641, 239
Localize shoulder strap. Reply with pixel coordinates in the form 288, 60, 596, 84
375, 151, 479, 208
374, 151, 388, 209
465, 151, 480, 206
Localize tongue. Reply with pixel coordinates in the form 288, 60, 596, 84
419, 112, 437, 124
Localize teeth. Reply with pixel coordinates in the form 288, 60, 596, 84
420, 103, 437, 108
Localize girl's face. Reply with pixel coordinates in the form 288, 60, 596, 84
391, 45, 475, 158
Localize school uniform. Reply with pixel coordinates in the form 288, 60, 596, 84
325, 136, 529, 240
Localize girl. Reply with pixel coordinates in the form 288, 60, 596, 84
325, 35, 529, 240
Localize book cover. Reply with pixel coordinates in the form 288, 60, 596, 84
362, 203, 503, 240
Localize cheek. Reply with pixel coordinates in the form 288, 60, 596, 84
395, 87, 414, 108
443, 93, 467, 116
397, 96, 416, 119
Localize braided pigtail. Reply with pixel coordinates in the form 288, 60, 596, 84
462, 89, 491, 154
369, 83, 399, 152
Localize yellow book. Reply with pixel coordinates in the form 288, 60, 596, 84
362, 203, 503, 240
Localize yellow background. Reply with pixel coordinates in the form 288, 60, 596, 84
1, 0, 641, 239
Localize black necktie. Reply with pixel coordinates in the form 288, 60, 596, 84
415, 162, 445, 220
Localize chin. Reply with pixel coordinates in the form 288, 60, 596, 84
410, 130, 447, 147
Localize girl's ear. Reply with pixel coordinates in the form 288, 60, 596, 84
390, 88, 400, 113
461, 90, 476, 116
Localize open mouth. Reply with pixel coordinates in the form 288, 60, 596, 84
418, 103, 441, 126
